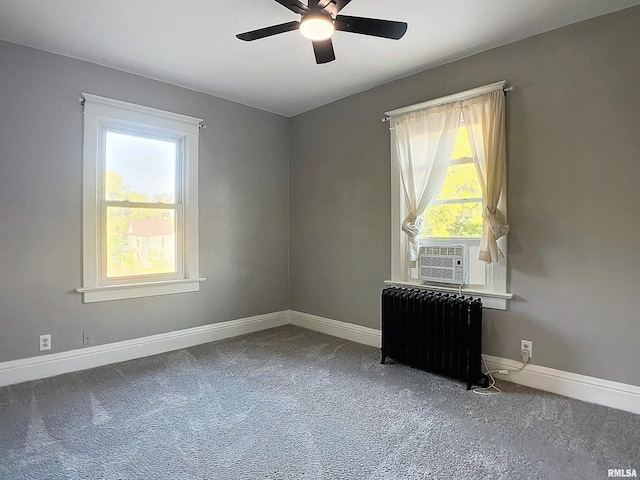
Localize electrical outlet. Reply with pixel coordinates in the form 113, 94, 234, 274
83, 331, 93, 346
39, 334, 51, 351
521, 340, 532, 360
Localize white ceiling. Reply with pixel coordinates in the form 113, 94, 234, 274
1, 0, 638, 116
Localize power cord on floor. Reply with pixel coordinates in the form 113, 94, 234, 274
472, 353, 529, 396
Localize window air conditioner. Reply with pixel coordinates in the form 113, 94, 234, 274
418, 245, 469, 286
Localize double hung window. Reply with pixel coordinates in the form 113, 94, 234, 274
78, 94, 204, 302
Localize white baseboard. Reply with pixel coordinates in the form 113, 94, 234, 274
288, 310, 640, 415
483, 355, 640, 415
2, 309, 639, 416
288, 310, 381, 348
0, 311, 288, 387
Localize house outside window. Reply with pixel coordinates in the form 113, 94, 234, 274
78, 94, 205, 302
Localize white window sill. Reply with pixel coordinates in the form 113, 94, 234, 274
384, 280, 512, 310
77, 278, 206, 303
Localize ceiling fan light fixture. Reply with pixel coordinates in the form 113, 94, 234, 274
299, 15, 334, 41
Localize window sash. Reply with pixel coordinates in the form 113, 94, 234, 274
102, 201, 180, 209
449, 156, 473, 165
429, 197, 482, 206
98, 127, 185, 284
100, 125, 184, 204
422, 154, 483, 238
99, 203, 184, 284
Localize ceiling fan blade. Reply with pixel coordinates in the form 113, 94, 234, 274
312, 39, 336, 64
273, 0, 308, 15
335, 15, 407, 40
236, 21, 300, 41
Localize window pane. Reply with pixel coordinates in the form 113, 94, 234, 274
452, 124, 473, 159
105, 131, 177, 203
106, 207, 177, 277
423, 124, 483, 239
421, 201, 483, 238
436, 163, 482, 200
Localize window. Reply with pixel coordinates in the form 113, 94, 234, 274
78, 94, 204, 302
388, 82, 511, 309
414, 120, 487, 288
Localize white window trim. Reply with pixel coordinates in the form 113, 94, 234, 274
389, 83, 511, 310
77, 94, 205, 303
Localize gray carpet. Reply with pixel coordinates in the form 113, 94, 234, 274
1, 325, 638, 480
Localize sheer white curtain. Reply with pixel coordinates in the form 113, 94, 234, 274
462, 90, 509, 263
391, 104, 461, 265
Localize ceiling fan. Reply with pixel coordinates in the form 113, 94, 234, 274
236, 0, 408, 64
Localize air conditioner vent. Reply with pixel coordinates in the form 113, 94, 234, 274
419, 244, 468, 285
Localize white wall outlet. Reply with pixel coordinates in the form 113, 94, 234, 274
83, 331, 93, 346
521, 340, 532, 360
39, 334, 51, 351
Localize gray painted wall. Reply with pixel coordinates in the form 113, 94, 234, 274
0, 42, 289, 363
2, 6, 639, 388
290, 7, 640, 386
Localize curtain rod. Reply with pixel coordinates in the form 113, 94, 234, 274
382, 82, 512, 122
78, 95, 207, 129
